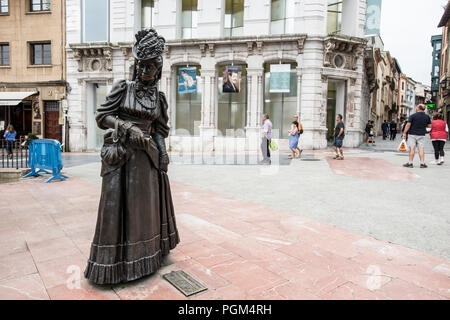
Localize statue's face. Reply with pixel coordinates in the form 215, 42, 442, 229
136, 56, 163, 84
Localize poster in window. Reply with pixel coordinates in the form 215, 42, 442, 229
178, 67, 197, 94
222, 66, 242, 93
270, 64, 291, 93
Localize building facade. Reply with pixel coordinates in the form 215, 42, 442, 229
66, 0, 371, 152
0, 0, 66, 142
438, 3, 450, 125
431, 34, 442, 108
405, 77, 416, 117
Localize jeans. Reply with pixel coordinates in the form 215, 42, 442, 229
6, 140, 14, 156
261, 137, 271, 162
432, 140, 446, 160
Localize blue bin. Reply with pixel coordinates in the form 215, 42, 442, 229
23, 139, 68, 183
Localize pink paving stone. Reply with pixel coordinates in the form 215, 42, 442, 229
47, 279, 120, 300
190, 284, 252, 300
321, 281, 385, 300
22, 224, 67, 245
0, 251, 37, 282
26, 236, 82, 263
208, 257, 287, 296
176, 213, 243, 245
277, 241, 354, 273
326, 157, 418, 181
113, 274, 187, 300
35, 252, 88, 290
255, 281, 320, 300
374, 278, 447, 300
0, 273, 49, 300
278, 263, 348, 297
178, 240, 240, 268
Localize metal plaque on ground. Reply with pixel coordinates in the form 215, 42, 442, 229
163, 270, 208, 297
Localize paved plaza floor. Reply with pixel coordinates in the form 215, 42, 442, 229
0, 137, 449, 300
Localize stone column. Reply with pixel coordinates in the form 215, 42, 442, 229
299, 37, 328, 150
245, 67, 264, 151
199, 69, 216, 136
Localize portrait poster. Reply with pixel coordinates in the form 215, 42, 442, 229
178, 67, 197, 94
270, 64, 291, 93
222, 66, 242, 93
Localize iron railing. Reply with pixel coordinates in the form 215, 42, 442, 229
1, 138, 29, 169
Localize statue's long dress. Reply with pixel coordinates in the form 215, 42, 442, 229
84, 80, 180, 285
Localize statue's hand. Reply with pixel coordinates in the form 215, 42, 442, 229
128, 125, 145, 148
160, 153, 169, 172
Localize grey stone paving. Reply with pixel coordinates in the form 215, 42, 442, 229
64, 138, 450, 260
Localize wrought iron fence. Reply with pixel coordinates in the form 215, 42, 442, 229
1, 138, 29, 169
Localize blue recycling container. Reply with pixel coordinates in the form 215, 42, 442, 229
23, 139, 68, 183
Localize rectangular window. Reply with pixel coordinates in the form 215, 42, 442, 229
435, 65, 440, 76
224, 0, 244, 37
0, 44, 9, 65
0, 0, 8, 14
270, 0, 294, 35
82, 0, 109, 42
30, 42, 51, 65
327, 0, 342, 34
30, 0, 50, 12
436, 42, 441, 51
181, 0, 198, 39
141, 0, 155, 29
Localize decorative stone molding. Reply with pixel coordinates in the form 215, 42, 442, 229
323, 36, 366, 71
70, 44, 115, 72
256, 41, 263, 55
247, 41, 254, 55
199, 44, 206, 57
208, 43, 215, 57
297, 38, 305, 54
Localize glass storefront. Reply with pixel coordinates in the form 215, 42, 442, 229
326, 81, 337, 141
263, 62, 297, 139
217, 64, 247, 137
175, 65, 202, 136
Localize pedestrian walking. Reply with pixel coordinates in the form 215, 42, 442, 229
365, 121, 371, 146
402, 104, 432, 168
3, 124, 16, 159
382, 120, 389, 140
293, 115, 303, 157
430, 112, 448, 165
260, 113, 272, 165
390, 120, 397, 140
288, 121, 300, 159
332, 114, 345, 160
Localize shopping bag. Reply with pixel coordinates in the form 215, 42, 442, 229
397, 139, 408, 152
269, 140, 278, 151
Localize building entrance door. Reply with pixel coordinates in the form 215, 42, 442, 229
87, 83, 107, 151
44, 101, 61, 141
326, 80, 346, 141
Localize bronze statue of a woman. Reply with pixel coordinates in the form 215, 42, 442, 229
84, 29, 180, 285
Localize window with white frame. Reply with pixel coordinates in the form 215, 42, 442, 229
327, 0, 342, 34
82, 0, 109, 42
181, 0, 198, 39
142, 0, 155, 30
224, 0, 244, 37
270, 0, 294, 35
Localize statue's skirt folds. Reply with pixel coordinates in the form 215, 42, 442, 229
84, 148, 180, 285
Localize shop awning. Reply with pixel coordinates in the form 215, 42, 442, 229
0, 91, 38, 106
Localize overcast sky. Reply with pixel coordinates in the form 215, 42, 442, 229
380, 0, 448, 85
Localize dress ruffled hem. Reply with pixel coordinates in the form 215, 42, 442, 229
84, 251, 163, 285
